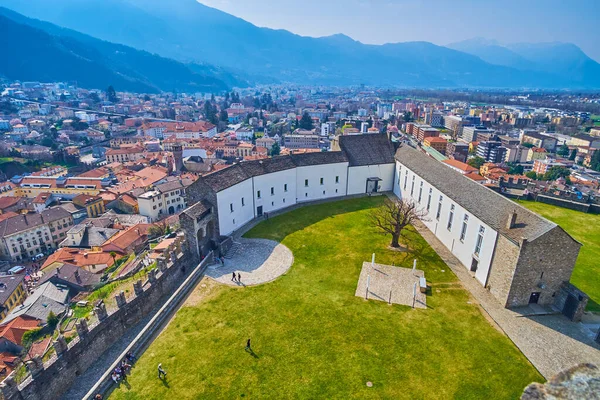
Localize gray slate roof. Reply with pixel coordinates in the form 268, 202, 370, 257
4, 282, 68, 324
0, 207, 71, 237
38, 263, 101, 290
199, 151, 349, 193
395, 145, 559, 243
339, 134, 395, 166
62, 225, 120, 248
0, 275, 25, 306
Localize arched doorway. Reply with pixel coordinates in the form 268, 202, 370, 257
168, 206, 175, 215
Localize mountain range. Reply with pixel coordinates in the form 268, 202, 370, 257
0, 0, 599, 90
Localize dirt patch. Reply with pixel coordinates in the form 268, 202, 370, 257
182, 277, 222, 307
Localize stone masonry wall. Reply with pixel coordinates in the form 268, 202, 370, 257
487, 235, 521, 307
0, 235, 192, 400
507, 226, 581, 307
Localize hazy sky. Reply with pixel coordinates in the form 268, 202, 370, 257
199, 0, 600, 62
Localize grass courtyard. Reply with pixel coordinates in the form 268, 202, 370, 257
518, 200, 600, 312
110, 197, 541, 399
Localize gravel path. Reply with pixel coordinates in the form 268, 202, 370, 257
412, 219, 600, 379
206, 238, 293, 286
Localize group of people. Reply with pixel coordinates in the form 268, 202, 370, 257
231, 272, 242, 283
110, 352, 135, 384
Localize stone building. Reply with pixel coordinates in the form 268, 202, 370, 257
394, 145, 582, 308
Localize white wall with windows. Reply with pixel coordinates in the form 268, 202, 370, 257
393, 161, 498, 286
216, 179, 255, 236
295, 163, 349, 202
347, 164, 395, 195
253, 169, 297, 215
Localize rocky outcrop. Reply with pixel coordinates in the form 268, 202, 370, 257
521, 363, 599, 399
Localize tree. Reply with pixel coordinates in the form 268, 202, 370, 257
557, 144, 570, 157
149, 221, 170, 238
467, 156, 486, 169
370, 198, 427, 248
59, 93, 67, 102
106, 85, 118, 103
144, 94, 151, 102
543, 166, 572, 181
109, 251, 117, 267
525, 171, 538, 180
47, 311, 59, 329
219, 109, 229, 122
569, 149, 577, 161
270, 141, 281, 156
589, 150, 600, 172
88, 92, 100, 104
299, 112, 314, 130
521, 142, 535, 149
507, 163, 524, 175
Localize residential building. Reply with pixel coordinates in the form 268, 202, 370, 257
72, 194, 105, 218
521, 132, 558, 152
442, 159, 478, 175
568, 134, 600, 149
105, 146, 145, 164
101, 223, 151, 255
37, 262, 101, 293
235, 127, 254, 141
256, 137, 276, 151
417, 126, 440, 143
0, 275, 27, 321
0, 208, 73, 262
3, 282, 68, 325
142, 121, 217, 139
423, 137, 447, 154
476, 141, 507, 163
527, 147, 549, 162
283, 130, 320, 149
532, 159, 569, 175
41, 248, 115, 273
0, 316, 40, 355
138, 180, 189, 221
462, 126, 494, 143
504, 145, 530, 163
59, 224, 120, 249
446, 142, 469, 163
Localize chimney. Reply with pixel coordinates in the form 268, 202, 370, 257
507, 210, 518, 230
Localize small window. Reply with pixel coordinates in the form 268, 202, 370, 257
322, 190, 326, 195
283, 198, 286, 203
305, 193, 308, 197
271, 201, 274, 206
271, 187, 274, 195
257, 190, 261, 199
436, 196, 443, 220
418, 182, 423, 203
241, 197, 245, 207
230, 203, 234, 213
460, 214, 469, 242
320, 178, 324, 185
305, 179, 309, 187
447, 204, 455, 231
410, 176, 415, 196
284, 184, 288, 192
335, 176, 339, 184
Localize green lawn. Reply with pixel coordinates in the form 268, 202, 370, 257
518, 200, 600, 312
110, 197, 541, 399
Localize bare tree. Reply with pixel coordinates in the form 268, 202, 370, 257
370, 198, 428, 248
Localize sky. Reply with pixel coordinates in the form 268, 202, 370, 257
198, 0, 600, 62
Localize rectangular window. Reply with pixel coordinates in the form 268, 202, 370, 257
257, 190, 261, 199
426, 188, 432, 211
418, 182, 423, 203
404, 173, 408, 190
410, 176, 415, 196
460, 214, 469, 242
284, 184, 288, 192
230, 203, 234, 213
475, 226, 485, 255
241, 197, 245, 207
271, 187, 275, 196
335, 176, 339, 184
320, 177, 324, 185
436, 196, 443, 220
447, 204, 455, 231
305, 179, 309, 187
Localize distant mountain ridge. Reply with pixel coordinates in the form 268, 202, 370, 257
0, 7, 244, 93
0, 0, 599, 89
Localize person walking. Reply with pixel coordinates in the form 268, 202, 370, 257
231, 272, 236, 282
158, 363, 167, 379
238, 272, 241, 282
245, 338, 251, 351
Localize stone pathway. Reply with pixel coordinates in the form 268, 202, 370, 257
411, 219, 600, 379
206, 238, 293, 286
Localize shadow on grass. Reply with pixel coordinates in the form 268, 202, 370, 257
245, 348, 259, 359
160, 377, 170, 388
587, 298, 600, 313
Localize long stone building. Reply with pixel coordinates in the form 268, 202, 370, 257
182, 135, 583, 310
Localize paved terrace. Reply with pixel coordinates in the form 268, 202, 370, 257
411, 219, 600, 379
206, 238, 293, 286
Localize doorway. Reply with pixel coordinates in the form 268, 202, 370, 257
470, 258, 478, 272
257, 206, 263, 217
529, 292, 541, 304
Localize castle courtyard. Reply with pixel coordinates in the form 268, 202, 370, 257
109, 197, 543, 399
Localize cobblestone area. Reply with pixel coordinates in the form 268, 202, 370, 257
206, 238, 293, 286
412, 219, 600, 379
355, 262, 426, 308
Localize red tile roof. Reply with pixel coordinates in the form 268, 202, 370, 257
0, 316, 40, 346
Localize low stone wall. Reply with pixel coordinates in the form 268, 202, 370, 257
534, 194, 592, 213
553, 282, 589, 322
0, 233, 198, 400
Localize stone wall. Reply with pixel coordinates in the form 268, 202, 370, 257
487, 234, 521, 307
0, 234, 196, 400
535, 194, 592, 213
553, 282, 589, 322
507, 226, 581, 307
